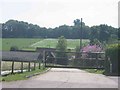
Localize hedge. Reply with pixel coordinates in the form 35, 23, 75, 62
105, 44, 119, 75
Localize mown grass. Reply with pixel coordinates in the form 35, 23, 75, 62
2, 38, 89, 51
30, 38, 89, 49
84, 69, 105, 74
2, 38, 42, 51
2, 67, 48, 82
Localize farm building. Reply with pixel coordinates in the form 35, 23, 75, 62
0, 51, 43, 74
1, 51, 42, 62
36, 47, 56, 53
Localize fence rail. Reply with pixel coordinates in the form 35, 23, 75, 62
44, 51, 105, 69
1, 51, 43, 74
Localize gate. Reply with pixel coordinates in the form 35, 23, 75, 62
44, 51, 105, 69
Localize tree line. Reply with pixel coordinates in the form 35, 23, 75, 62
2, 19, 118, 43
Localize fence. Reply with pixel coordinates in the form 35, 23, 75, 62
1, 51, 43, 74
44, 51, 105, 69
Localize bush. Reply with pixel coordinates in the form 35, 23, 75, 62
10, 46, 19, 51
56, 36, 68, 65
105, 44, 119, 75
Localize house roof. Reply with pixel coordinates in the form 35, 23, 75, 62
36, 47, 56, 52
81, 45, 103, 53
1, 51, 42, 62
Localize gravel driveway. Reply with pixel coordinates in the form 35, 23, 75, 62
2, 68, 119, 88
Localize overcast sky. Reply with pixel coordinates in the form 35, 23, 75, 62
0, 0, 119, 28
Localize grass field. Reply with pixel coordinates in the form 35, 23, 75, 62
1, 38, 89, 51
30, 39, 89, 49
2, 38, 42, 51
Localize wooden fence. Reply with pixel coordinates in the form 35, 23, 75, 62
1, 51, 43, 74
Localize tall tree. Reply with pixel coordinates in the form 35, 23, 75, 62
2, 19, 118, 41
56, 36, 68, 65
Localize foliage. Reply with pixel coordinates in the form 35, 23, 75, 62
56, 36, 67, 51
105, 44, 119, 75
56, 36, 68, 65
90, 39, 101, 46
118, 28, 120, 40
10, 46, 19, 51
90, 24, 117, 43
84, 69, 105, 74
75, 46, 80, 52
2, 19, 118, 41
81, 45, 102, 53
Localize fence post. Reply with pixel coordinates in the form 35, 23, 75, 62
11, 61, 14, 74
21, 62, 23, 73
28, 62, 30, 72
108, 57, 112, 73
0, 61, 1, 75
96, 53, 98, 68
43, 50, 46, 68
39, 61, 41, 69
34, 62, 36, 70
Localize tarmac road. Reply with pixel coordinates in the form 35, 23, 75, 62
2, 68, 119, 88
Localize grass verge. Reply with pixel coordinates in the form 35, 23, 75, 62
2, 67, 48, 82
83, 69, 105, 74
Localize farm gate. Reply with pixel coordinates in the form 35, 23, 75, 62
44, 51, 105, 69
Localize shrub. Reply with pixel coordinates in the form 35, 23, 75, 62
56, 36, 68, 65
10, 46, 19, 51
105, 44, 119, 75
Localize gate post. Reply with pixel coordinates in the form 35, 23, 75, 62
21, 62, 23, 73
96, 53, 98, 68
108, 57, 112, 73
11, 61, 14, 74
39, 61, 41, 69
45, 51, 46, 67
43, 50, 46, 68
28, 62, 30, 72
34, 62, 36, 70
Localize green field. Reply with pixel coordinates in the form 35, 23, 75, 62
2, 38, 89, 51
2, 38, 42, 51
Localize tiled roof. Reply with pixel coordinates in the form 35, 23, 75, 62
1, 51, 42, 62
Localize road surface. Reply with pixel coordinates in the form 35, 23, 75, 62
2, 68, 119, 88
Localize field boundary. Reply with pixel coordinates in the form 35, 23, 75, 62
30, 39, 44, 47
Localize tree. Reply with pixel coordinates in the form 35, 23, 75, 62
90, 26, 99, 41
10, 46, 19, 51
74, 19, 80, 26
2, 19, 118, 40
99, 24, 110, 42
118, 28, 120, 40
90, 39, 101, 46
73, 19, 85, 26
56, 36, 68, 65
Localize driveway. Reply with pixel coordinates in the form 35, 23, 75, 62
2, 68, 119, 88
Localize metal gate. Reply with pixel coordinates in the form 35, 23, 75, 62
44, 51, 105, 69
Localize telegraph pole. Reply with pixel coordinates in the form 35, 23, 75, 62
80, 18, 82, 52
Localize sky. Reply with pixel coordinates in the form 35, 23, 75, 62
0, 0, 119, 28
